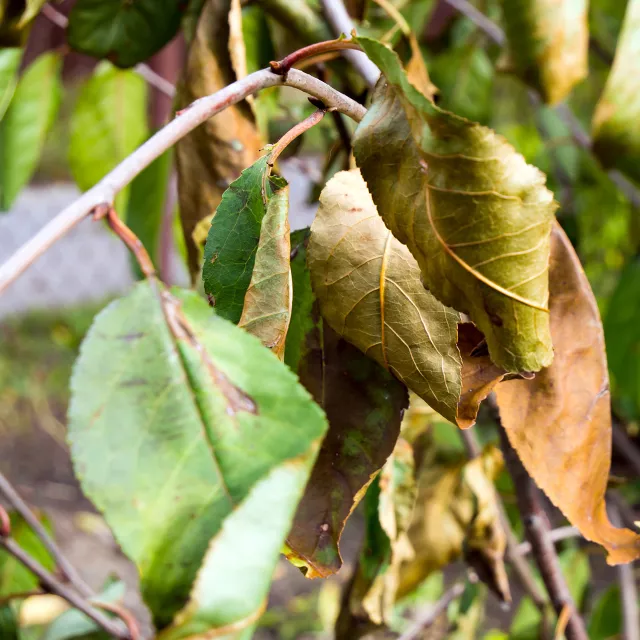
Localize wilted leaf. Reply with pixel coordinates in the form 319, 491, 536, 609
17, 0, 47, 27
286, 321, 408, 578
68, 281, 327, 628
69, 62, 148, 214
308, 169, 462, 423
238, 184, 292, 359
0, 52, 61, 210
68, 0, 185, 68
0, 47, 20, 120
592, 0, 640, 182
176, 0, 262, 278
353, 37, 557, 373
126, 150, 172, 279
405, 33, 437, 101
500, 0, 588, 104
495, 224, 640, 564
203, 155, 287, 324
397, 445, 507, 600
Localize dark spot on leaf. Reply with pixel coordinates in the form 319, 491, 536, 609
118, 332, 146, 342
120, 378, 148, 387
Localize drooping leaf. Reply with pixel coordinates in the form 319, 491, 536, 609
500, 0, 588, 104
592, 0, 640, 182
17, 0, 47, 27
68, 62, 148, 214
0, 47, 21, 120
0, 52, 61, 210
176, 0, 262, 278
286, 321, 408, 578
68, 281, 327, 629
203, 155, 287, 324
397, 440, 507, 602
308, 169, 462, 423
125, 149, 172, 279
238, 185, 291, 359
353, 37, 557, 373
587, 585, 622, 640
67, 0, 185, 68
495, 224, 640, 564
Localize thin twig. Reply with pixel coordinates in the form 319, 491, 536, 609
41, 3, 176, 98
611, 419, 640, 478
397, 581, 466, 640
269, 108, 327, 168
0, 537, 129, 639
0, 472, 93, 598
319, 0, 381, 87
516, 526, 582, 556
499, 427, 589, 640
443, 0, 640, 210
0, 67, 365, 296
92, 601, 141, 640
611, 506, 640, 640
270, 38, 363, 75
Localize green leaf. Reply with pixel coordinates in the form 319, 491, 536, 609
67, 0, 185, 68
17, 0, 47, 27
308, 169, 463, 423
558, 547, 590, 608
500, 0, 588, 104
587, 585, 622, 640
0, 512, 55, 596
43, 580, 125, 640
0, 47, 21, 120
286, 321, 408, 578
0, 52, 61, 210
68, 281, 326, 629
604, 258, 640, 416
238, 184, 291, 359
125, 149, 172, 279
592, 0, 640, 182
353, 37, 557, 373
203, 155, 286, 324
69, 62, 148, 214
0, 605, 18, 640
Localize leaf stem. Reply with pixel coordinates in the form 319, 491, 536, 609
270, 39, 363, 75
268, 109, 327, 168
0, 68, 365, 297
498, 426, 589, 640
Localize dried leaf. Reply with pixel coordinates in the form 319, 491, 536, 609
308, 169, 462, 423
495, 224, 640, 565
406, 33, 438, 102
176, 0, 262, 278
592, 0, 640, 182
397, 445, 506, 599
238, 185, 292, 359
353, 37, 557, 373
500, 0, 588, 104
203, 155, 287, 324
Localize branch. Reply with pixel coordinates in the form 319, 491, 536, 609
41, 3, 175, 98
0, 472, 93, 598
319, 0, 381, 87
0, 67, 365, 296
499, 427, 589, 640
443, 0, 640, 210
0, 536, 129, 638
397, 581, 466, 640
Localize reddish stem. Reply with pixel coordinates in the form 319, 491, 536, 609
270, 38, 362, 75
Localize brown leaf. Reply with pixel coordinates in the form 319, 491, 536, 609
175, 0, 262, 278
286, 321, 409, 578
495, 224, 640, 565
238, 185, 292, 359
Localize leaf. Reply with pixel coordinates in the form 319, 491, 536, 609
495, 224, 640, 564
43, 580, 125, 640
353, 37, 557, 373
500, 0, 588, 104
238, 185, 291, 359
68, 62, 148, 214
605, 258, 640, 416
587, 585, 622, 640
176, 0, 262, 278
17, 0, 47, 27
67, 0, 185, 68
308, 169, 463, 423
203, 155, 287, 324
0, 47, 21, 120
68, 281, 327, 628
286, 321, 408, 578
125, 150, 172, 279
0, 605, 18, 640
592, 0, 640, 182
397, 444, 507, 601
0, 52, 61, 210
